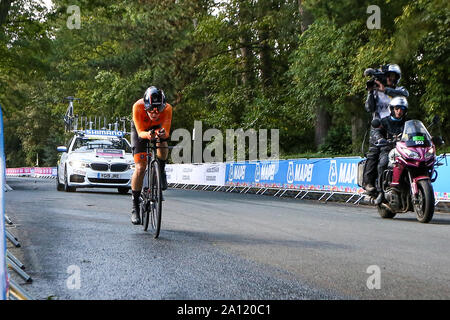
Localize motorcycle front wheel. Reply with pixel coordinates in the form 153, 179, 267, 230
414, 180, 435, 223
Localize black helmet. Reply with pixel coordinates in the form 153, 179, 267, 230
389, 96, 408, 119
143, 86, 166, 112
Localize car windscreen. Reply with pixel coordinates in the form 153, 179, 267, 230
72, 137, 132, 153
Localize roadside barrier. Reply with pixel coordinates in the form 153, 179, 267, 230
1, 105, 33, 300
166, 156, 450, 205
6, 167, 57, 179
1, 104, 8, 300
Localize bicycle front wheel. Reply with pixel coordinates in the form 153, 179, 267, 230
141, 192, 150, 231
149, 160, 163, 238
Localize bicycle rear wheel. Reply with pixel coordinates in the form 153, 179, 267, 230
149, 160, 162, 238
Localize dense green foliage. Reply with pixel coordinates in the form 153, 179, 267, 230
0, 0, 448, 166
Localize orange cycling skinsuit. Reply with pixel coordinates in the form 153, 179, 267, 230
131, 98, 173, 163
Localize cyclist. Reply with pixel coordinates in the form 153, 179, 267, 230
130, 86, 172, 225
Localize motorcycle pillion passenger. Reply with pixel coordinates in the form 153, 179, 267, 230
363, 64, 409, 195
130, 86, 172, 225
371, 96, 408, 204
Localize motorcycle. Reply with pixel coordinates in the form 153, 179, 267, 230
359, 119, 445, 223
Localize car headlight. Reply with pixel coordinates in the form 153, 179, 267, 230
129, 163, 135, 170
69, 160, 90, 168
425, 146, 435, 159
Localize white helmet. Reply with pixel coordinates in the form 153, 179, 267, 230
389, 96, 408, 118
387, 64, 401, 84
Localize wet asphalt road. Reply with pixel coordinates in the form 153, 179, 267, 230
4, 177, 450, 300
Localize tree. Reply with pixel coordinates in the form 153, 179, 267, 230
393, 0, 449, 140
1, 0, 448, 166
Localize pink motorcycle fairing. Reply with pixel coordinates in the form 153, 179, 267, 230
395, 141, 435, 167
391, 120, 436, 192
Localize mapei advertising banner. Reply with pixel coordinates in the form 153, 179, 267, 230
431, 156, 450, 201
226, 158, 364, 194
225, 157, 450, 200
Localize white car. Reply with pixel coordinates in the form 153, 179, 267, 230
56, 130, 135, 194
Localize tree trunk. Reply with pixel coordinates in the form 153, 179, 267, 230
259, 29, 272, 87
238, 1, 255, 86
351, 115, 365, 154
299, 0, 328, 149
315, 105, 331, 147
257, 1, 272, 87
349, 97, 368, 154
298, 0, 313, 33
0, 0, 13, 26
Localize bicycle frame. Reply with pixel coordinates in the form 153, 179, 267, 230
140, 130, 165, 237
144, 141, 158, 193
142, 129, 163, 193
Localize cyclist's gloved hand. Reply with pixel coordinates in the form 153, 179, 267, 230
147, 129, 156, 140
375, 138, 388, 147
157, 128, 167, 139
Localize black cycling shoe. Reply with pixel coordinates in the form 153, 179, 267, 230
161, 170, 168, 191
158, 160, 168, 191
131, 206, 141, 225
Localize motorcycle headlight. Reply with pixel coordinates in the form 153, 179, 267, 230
425, 146, 435, 159
69, 160, 90, 168
402, 148, 420, 160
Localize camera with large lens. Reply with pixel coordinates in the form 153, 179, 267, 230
364, 65, 389, 90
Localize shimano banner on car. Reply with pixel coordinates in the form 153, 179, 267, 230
226, 158, 364, 193
0, 105, 8, 300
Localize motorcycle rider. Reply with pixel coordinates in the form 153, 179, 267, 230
363, 64, 409, 194
371, 96, 408, 204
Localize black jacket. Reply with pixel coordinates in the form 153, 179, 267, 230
374, 116, 406, 142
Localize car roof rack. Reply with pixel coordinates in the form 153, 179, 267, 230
63, 96, 131, 135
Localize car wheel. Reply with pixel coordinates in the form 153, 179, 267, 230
64, 167, 76, 192
56, 169, 64, 191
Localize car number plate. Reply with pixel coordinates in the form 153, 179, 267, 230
98, 173, 120, 179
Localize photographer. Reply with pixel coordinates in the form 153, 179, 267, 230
363, 64, 409, 193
